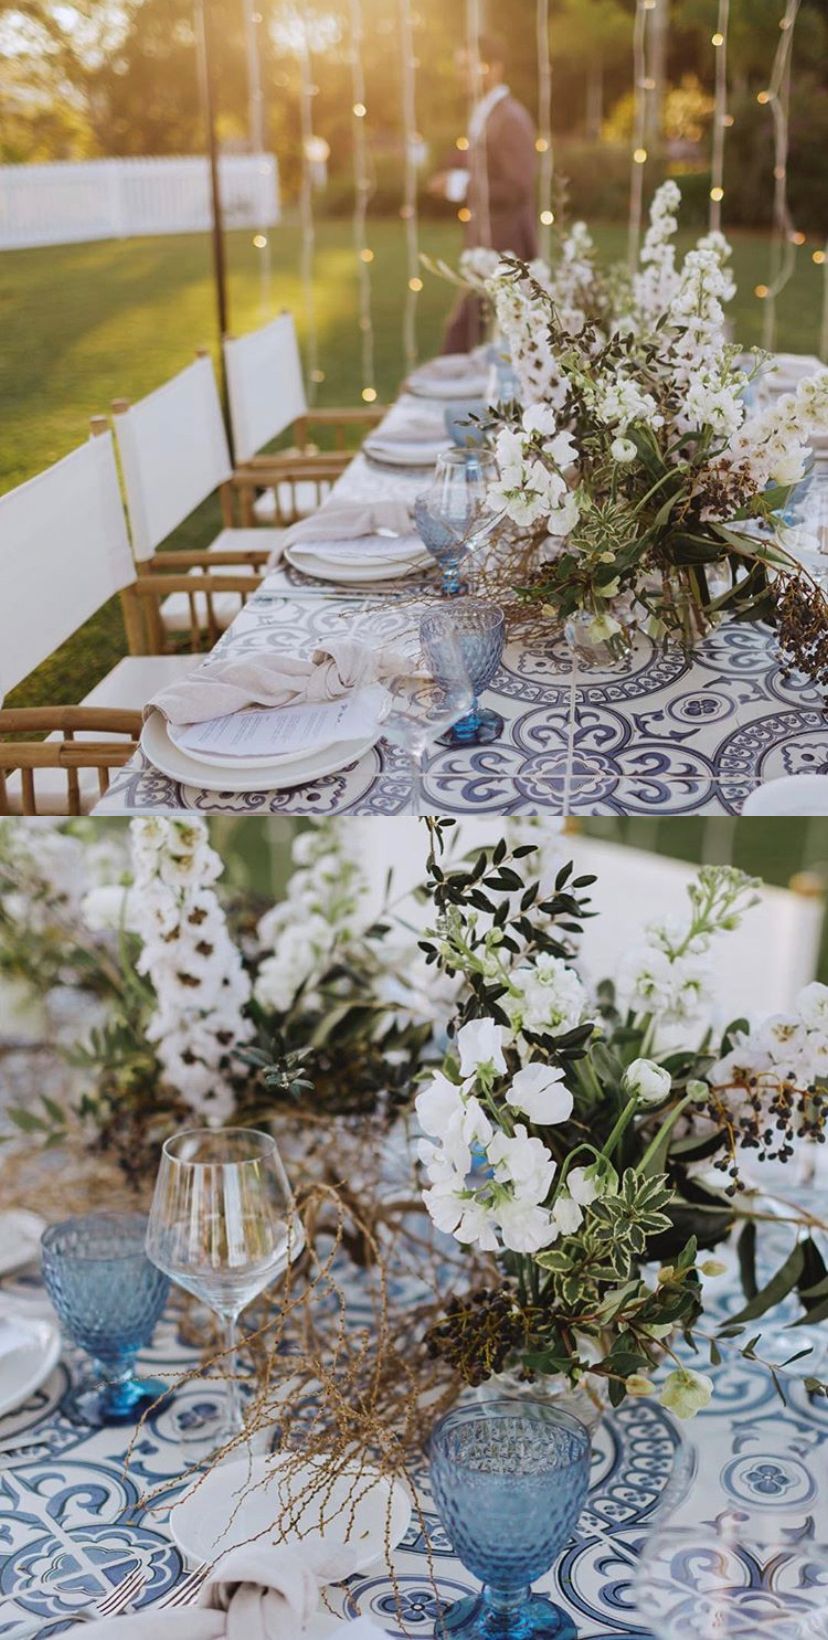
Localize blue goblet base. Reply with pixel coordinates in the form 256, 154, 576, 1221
439, 706, 504, 747
438, 1592, 577, 1640
66, 1374, 170, 1428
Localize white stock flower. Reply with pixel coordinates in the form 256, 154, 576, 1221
507, 953, 587, 1038
81, 885, 137, 934
623, 1058, 672, 1105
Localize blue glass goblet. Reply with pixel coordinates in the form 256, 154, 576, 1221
41, 1212, 170, 1427
421, 599, 506, 746
414, 448, 499, 597
429, 1400, 591, 1640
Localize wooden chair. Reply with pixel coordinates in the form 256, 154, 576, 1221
0, 431, 264, 816
111, 354, 275, 637
223, 312, 386, 526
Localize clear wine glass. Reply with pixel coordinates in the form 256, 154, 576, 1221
379, 620, 474, 814
635, 1524, 828, 1638
414, 447, 502, 596
145, 1127, 304, 1442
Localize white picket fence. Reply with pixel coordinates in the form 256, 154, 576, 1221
0, 154, 280, 252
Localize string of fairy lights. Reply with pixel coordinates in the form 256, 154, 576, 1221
398, 0, 422, 371
349, 0, 378, 403
246, 0, 827, 387
536, 0, 554, 259
708, 0, 730, 231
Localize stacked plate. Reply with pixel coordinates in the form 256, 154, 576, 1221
0, 1210, 60, 1418
283, 529, 432, 584
407, 354, 489, 400
141, 710, 381, 795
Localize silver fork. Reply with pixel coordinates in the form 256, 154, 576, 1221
156, 1564, 210, 1609
1, 1563, 148, 1638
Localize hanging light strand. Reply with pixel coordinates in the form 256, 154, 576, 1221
465, 0, 491, 247
627, 0, 652, 270
820, 240, 828, 362
398, 0, 421, 371
536, 0, 554, 258
760, 0, 802, 352
349, 0, 377, 402
297, 15, 321, 401
709, 0, 730, 230
242, 0, 272, 318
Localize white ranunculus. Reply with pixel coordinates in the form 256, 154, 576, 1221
508, 1063, 573, 1125
456, 1017, 507, 1079
610, 436, 637, 462
623, 1058, 672, 1104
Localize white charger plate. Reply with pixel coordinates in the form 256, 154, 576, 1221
142, 712, 379, 793
0, 1314, 61, 1417
283, 547, 432, 585
0, 1211, 46, 1277
170, 1453, 411, 1569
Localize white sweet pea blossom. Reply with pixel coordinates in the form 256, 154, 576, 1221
489, 1124, 557, 1202
457, 1017, 508, 1079
508, 1063, 573, 1125
624, 1058, 672, 1105
415, 1070, 467, 1136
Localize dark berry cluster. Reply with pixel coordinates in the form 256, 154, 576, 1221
426, 1287, 528, 1387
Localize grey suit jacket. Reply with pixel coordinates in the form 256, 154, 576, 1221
467, 94, 539, 259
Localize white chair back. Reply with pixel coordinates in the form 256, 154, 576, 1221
0, 434, 134, 702
114, 356, 232, 561
224, 312, 308, 464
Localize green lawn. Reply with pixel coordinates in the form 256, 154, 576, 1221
2, 216, 826, 710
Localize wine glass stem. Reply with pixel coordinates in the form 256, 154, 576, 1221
223, 1313, 244, 1437
408, 750, 427, 816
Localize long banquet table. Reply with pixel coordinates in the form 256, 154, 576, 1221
1, 1210, 827, 1640
94, 394, 828, 818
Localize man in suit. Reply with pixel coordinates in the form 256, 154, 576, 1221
430, 32, 539, 352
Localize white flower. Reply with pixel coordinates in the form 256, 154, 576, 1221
659, 1366, 714, 1419
623, 1058, 672, 1104
551, 1192, 583, 1235
610, 437, 637, 462
797, 982, 828, 1033
456, 1017, 507, 1079
489, 1124, 557, 1203
508, 953, 587, 1037
522, 403, 558, 438
496, 1198, 559, 1253
415, 1071, 466, 1137
81, 885, 137, 933
568, 1165, 601, 1206
508, 1063, 573, 1125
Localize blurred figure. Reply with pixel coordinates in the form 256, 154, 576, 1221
429, 33, 538, 353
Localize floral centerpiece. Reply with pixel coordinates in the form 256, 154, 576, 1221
429, 183, 828, 679
0, 817, 437, 1182
416, 819, 828, 1417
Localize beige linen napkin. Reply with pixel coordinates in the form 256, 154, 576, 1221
279, 502, 415, 557
82, 1541, 363, 1640
145, 637, 409, 728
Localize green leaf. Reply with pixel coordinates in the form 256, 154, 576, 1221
737, 1220, 758, 1303
728, 1241, 806, 1324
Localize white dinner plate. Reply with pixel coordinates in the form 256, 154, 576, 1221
142, 712, 380, 793
170, 1453, 412, 1569
0, 1211, 47, 1277
283, 548, 432, 585
407, 373, 487, 401
363, 440, 451, 468
0, 1313, 61, 1417
166, 724, 340, 774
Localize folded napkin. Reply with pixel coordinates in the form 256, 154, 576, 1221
83, 1542, 381, 1640
279, 502, 415, 556
146, 637, 409, 729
